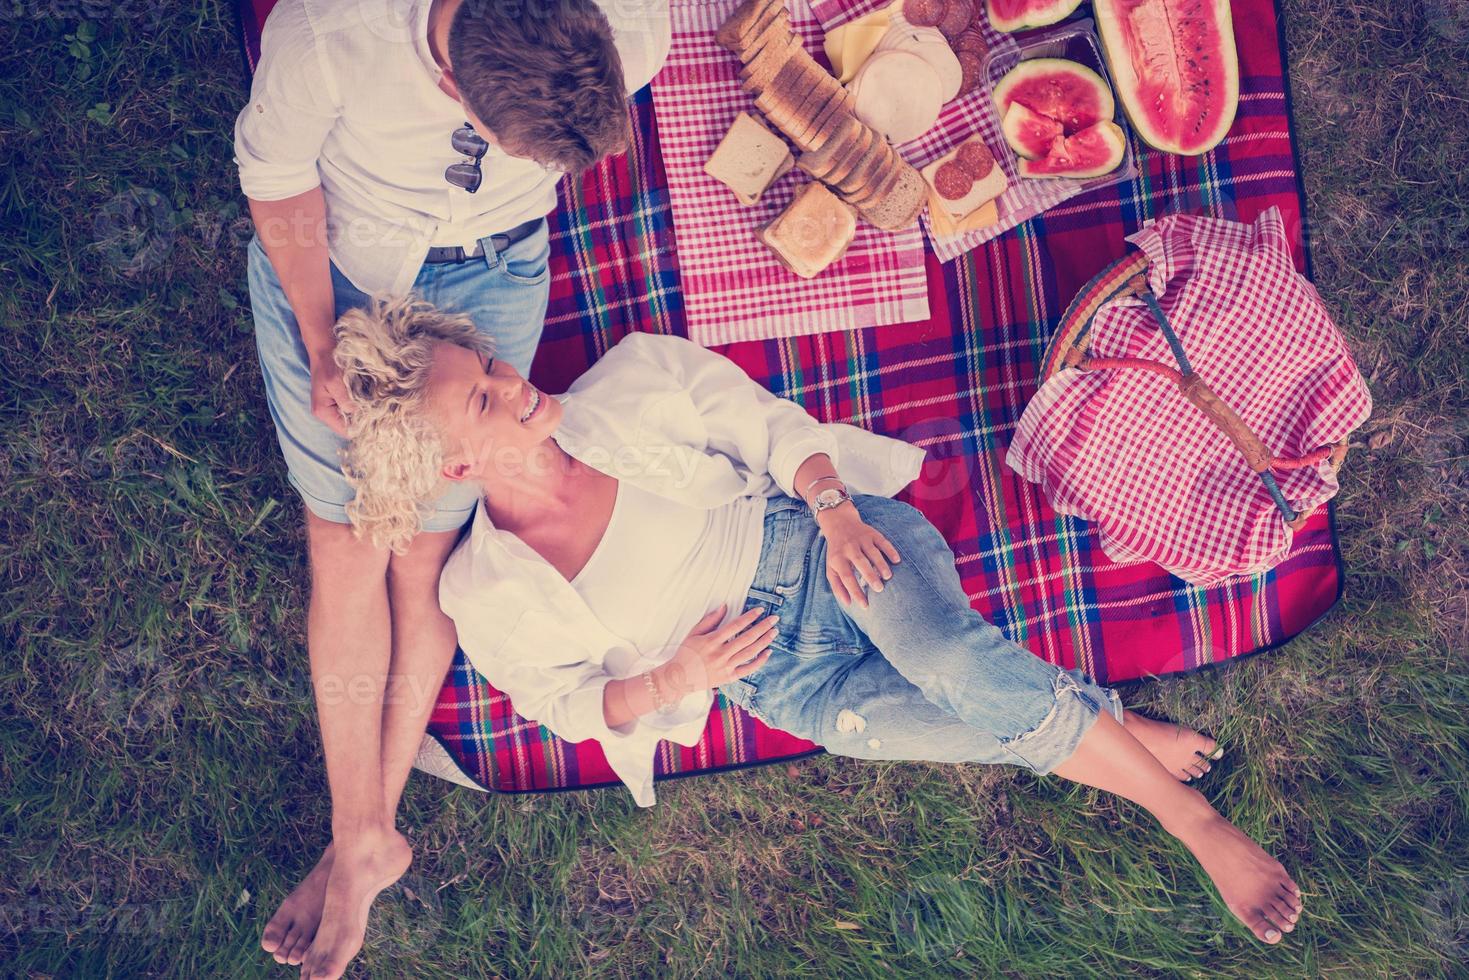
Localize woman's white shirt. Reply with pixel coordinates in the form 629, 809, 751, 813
570, 482, 767, 681
437, 334, 926, 806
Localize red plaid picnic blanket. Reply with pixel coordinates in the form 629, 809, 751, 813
237, 0, 1351, 795
650, 0, 931, 346
1005, 208, 1372, 586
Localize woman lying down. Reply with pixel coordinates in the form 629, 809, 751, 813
336, 296, 1304, 946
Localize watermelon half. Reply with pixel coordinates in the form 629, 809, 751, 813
985, 0, 1084, 33
1094, 0, 1239, 155
992, 58, 1115, 136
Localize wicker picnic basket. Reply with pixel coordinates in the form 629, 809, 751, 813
1038, 250, 1350, 531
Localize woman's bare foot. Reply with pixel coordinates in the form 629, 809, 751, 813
1123, 711, 1223, 781
1171, 808, 1304, 943
298, 830, 412, 980
261, 844, 335, 966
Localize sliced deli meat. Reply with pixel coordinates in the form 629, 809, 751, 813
849, 50, 945, 144
874, 24, 963, 103
903, 0, 947, 27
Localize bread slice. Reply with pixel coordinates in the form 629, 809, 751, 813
788, 72, 834, 139
716, 0, 779, 54
859, 163, 928, 230
824, 123, 877, 186
792, 94, 838, 150
837, 135, 892, 195
767, 50, 814, 105
758, 181, 858, 279
796, 111, 864, 176
738, 6, 790, 61
704, 111, 795, 206
741, 32, 800, 91
844, 144, 903, 209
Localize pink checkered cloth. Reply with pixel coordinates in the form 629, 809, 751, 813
1004, 208, 1373, 586
808, 0, 1090, 261
650, 0, 930, 347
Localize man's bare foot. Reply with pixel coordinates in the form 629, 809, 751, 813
261, 844, 335, 966
298, 829, 411, 980
1123, 711, 1223, 781
1171, 808, 1304, 944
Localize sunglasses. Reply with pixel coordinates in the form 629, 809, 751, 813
445, 123, 489, 193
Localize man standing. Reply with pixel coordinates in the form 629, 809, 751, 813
235, 0, 670, 976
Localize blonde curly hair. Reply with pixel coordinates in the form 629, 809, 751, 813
333, 295, 494, 554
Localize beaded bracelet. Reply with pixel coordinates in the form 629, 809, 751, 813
643, 670, 677, 715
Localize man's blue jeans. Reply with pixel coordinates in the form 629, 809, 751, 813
246, 221, 551, 531
720, 496, 1124, 773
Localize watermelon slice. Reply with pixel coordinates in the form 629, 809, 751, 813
1018, 120, 1127, 178
1001, 101, 1064, 159
985, 0, 1084, 32
1094, 0, 1240, 155
992, 58, 1115, 135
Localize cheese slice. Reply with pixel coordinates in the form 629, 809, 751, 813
926, 192, 1000, 238
823, 0, 899, 84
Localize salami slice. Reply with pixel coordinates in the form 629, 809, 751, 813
932, 161, 974, 200
955, 140, 995, 178
936, 0, 975, 39
956, 49, 985, 96
903, 0, 946, 28
952, 27, 988, 57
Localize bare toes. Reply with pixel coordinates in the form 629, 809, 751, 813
1251, 914, 1283, 944
1265, 904, 1295, 934
1271, 898, 1299, 929
286, 933, 311, 966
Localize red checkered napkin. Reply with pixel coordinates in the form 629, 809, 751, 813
807, 0, 1093, 261
650, 0, 930, 347
1005, 208, 1373, 586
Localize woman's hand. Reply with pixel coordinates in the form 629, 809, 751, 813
655, 604, 778, 699
818, 503, 901, 609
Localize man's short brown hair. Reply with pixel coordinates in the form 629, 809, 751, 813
448, 0, 631, 175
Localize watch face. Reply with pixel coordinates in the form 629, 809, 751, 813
816, 488, 844, 508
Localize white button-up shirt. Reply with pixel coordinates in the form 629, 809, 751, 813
438, 335, 928, 806
234, 0, 671, 295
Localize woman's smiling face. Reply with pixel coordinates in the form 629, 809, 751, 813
424, 341, 562, 482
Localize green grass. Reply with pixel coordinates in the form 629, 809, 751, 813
2, 0, 1466, 976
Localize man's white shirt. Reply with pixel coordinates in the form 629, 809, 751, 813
234, 0, 671, 295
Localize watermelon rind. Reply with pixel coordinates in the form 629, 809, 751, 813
985, 0, 1085, 33
1018, 120, 1127, 178
1094, 0, 1240, 156
992, 58, 1116, 135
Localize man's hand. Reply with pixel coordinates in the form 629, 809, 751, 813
308, 347, 352, 436
818, 502, 901, 609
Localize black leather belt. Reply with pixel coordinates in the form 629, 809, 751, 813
423, 217, 541, 264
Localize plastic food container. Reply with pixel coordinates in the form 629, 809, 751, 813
980, 18, 1138, 203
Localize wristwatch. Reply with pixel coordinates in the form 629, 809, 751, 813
810, 484, 852, 516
